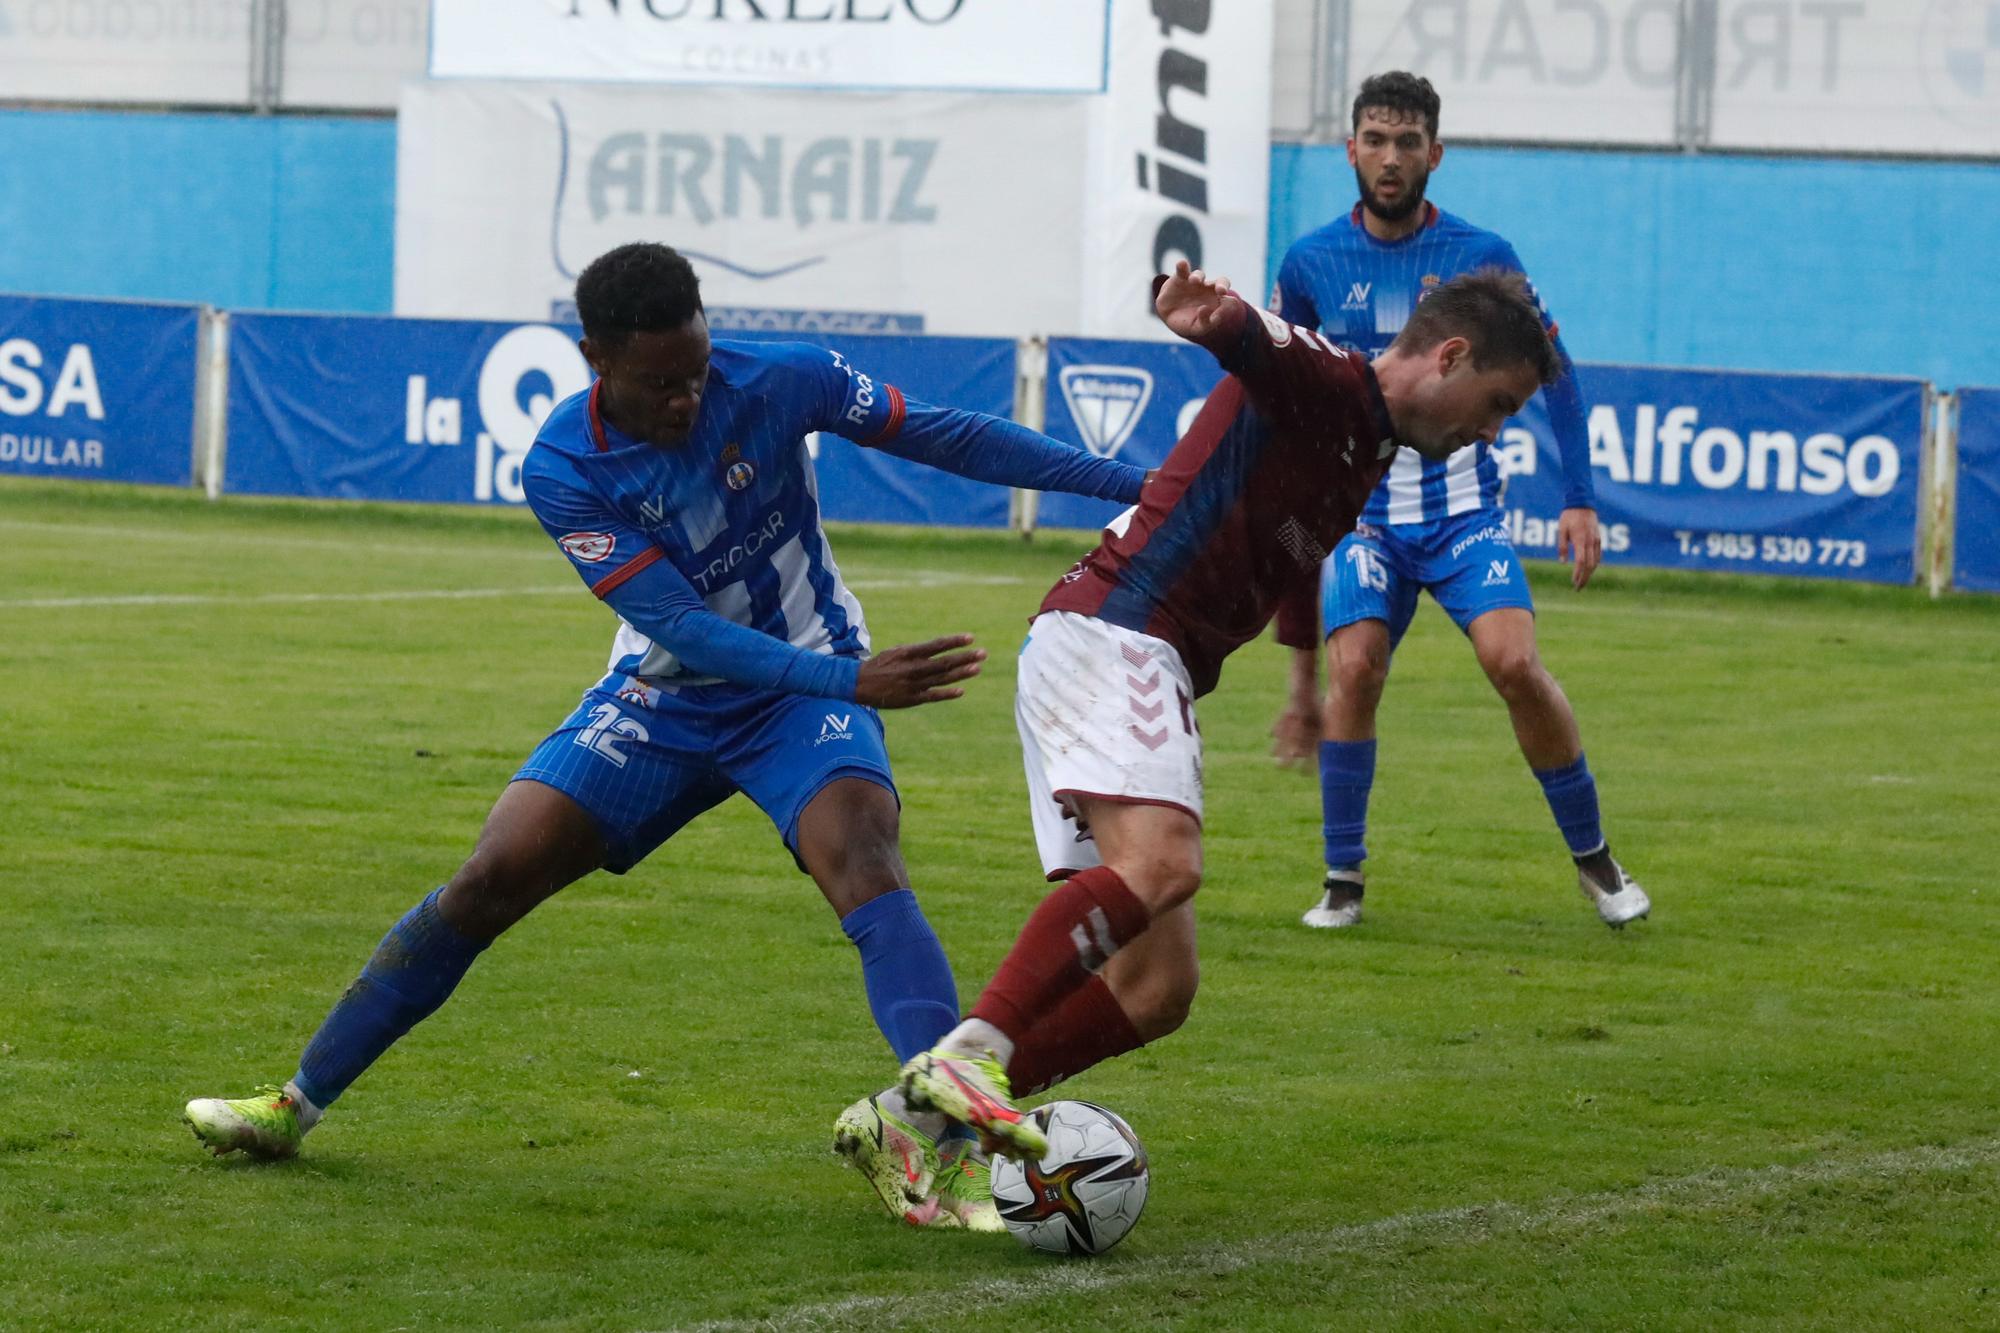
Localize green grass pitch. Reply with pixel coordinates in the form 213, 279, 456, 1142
3, 477, 1998, 1330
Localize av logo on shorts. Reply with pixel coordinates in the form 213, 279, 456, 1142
559, 531, 616, 563
816, 712, 854, 745
1483, 558, 1513, 586
1058, 365, 1153, 460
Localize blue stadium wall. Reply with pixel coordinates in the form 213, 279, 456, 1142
5, 107, 1997, 387
0, 109, 395, 315
1269, 143, 2000, 388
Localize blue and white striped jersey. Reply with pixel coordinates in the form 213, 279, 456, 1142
524, 338, 1143, 700
1275, 204, 1593, 526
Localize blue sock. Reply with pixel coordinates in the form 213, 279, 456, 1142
1534, 754, 1606, 858
840, 888, 960, 1064
1319, 739, 1376, 870
293, 887, 488, 1109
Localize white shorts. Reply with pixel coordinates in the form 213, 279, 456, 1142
1015, 610, 1204, 881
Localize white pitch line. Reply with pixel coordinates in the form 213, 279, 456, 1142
0, 516, 557, 562
0, 572, 1029, 611
675, 1134, 2000, 1333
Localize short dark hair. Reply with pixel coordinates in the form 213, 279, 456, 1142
575, 242, 703, 349
1352, 70, 1441, 140
1391, 268, 1559, 385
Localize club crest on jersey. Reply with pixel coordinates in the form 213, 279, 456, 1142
558, 531, 615, 563
725, 461, 756, 491
1058, 365, 1153, 459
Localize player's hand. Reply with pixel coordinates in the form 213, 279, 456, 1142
1557, 507, 1603, 589
853, 634, 986, 709
1156, 260, 1235, 339
1270, 697, 1320, 769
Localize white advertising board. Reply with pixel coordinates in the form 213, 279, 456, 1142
1707, 0, 2000, 156
395, 81, 1090, 336
0, 0, 254, 105
1345, 0, 1684, 146
427, 0, 1110, 94
1081, 0, 1274, 339
399, 0, 1272, 339
280, 0, 429, 110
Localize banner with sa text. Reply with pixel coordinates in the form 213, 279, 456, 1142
0, 294, 199, 487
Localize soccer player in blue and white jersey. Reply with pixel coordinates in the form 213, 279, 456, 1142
184, 242, 1147, 1233
1267, 72, 1650, 931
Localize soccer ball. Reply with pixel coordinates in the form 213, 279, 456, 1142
990, 1100, 1150, 1256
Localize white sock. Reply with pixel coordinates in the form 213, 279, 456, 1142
284, 1080, 324, 1133
940, 1018, 1015, 1069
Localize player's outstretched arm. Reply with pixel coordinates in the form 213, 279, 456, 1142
853, 635, 987, 709
866, 404, 1146, 503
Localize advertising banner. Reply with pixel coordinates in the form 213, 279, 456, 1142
1502, 364, 1926, 584
395, 81, 1089, 336
398, 0, 1273, 343
1707, 1, 2000, 157
1343, 0, 1683, 147
733, 329, 1017, 529
1952, 387, 2000, 593
1081, 0, 1274, 339
428, 0, 1109, 94
1037, 335, 1223, 532
225, 312, 1016, 526
280, 0, 429, 110
0, 1, 253, 105
0, 295, 199, 486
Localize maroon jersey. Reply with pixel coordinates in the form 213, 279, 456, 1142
1040, 294, 1398, 697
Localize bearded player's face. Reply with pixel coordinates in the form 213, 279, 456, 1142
1349, 107, 1441, 224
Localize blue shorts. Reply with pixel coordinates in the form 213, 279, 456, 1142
514, 673, 896, 874
1322, 510, 1535, 649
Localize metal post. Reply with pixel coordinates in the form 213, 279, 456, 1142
1318, 0, 1352, 145
196, 310, 231, 501
1012, 335, 1049, 539
249, 0, 287, 112
1928, 392, 1959, 598
1676, 0, 1718, 153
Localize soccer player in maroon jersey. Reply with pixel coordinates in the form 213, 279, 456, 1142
891, 260, 1561, 1156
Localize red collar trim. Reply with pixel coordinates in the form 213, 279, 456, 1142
587, 380, 609, 452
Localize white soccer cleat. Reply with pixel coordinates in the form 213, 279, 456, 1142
1577, 853, 1650, 928
1302, 869, 1365, 929
833, 1091, 948, 1227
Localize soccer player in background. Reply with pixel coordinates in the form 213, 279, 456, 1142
885, 260, 1562, 1157
184, 242, 1147, 1233
1268, 71, 1649, 931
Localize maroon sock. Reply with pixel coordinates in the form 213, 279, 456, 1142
1007, 974, 1146, 1096
970, 866, 1151, 1041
